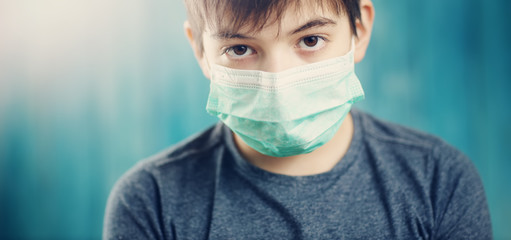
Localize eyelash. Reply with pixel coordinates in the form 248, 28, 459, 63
223, 45, 256, 59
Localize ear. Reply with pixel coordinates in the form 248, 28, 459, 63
184, 21, 211, 79
354, 0, 375, 63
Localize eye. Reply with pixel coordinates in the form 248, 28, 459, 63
298, 36, 326, 51
225, 45, 255, 58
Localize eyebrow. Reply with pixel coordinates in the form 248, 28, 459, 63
213, 32, 255, 40
289, 17, 337, 35
212, 17, 337, 40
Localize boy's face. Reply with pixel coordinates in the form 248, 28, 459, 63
186, 0, 374, 79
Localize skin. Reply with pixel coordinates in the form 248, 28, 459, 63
185, 0, 375, 176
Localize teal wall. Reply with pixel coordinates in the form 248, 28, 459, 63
0, 0, 509, 239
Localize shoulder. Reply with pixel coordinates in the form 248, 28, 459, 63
351, 109, 482, 205
143, 122, 225, 172
106, 122, 225, 212
353, 109, 470, 167
354, 109, 444, 151
104, 123, 226, 239
352, 109, 491, 239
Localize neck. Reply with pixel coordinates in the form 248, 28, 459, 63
233, 113, 354, 176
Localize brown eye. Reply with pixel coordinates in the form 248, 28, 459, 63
233, 45, 248, 55
303, 36, 318, 47
225, 45, 254, 58
298, 36, 326, 51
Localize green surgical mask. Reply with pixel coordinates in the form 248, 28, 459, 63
206, 40, 364, 157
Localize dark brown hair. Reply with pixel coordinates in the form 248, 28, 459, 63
184, 0, 361, 53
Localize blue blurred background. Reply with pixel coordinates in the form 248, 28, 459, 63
0, 0, 509, 239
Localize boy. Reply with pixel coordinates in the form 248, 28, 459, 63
104, 0, 492, 239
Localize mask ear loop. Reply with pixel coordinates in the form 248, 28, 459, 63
349, 36, 356, 54
203, 53, 213, 79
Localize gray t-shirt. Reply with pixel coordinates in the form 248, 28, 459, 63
103, 109, 492, 239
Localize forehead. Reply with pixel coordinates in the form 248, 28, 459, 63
204, 0, 345, 35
